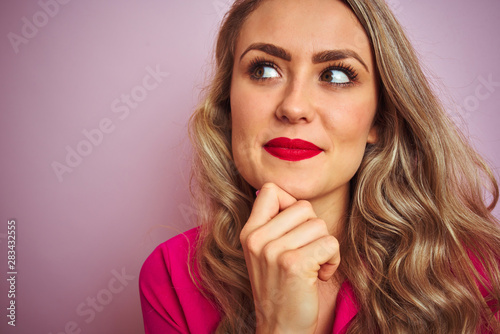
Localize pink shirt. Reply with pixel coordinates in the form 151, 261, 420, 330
140, 227, 498, 333
139, 227, 358, 334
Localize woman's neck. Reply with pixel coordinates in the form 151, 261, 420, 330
308, 184, 349, 238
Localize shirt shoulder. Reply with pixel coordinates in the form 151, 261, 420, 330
139, 227, 220, 334
469, 251, 500, 312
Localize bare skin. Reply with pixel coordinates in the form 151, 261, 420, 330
232, 0, 379, 332
240, 183, 341, 333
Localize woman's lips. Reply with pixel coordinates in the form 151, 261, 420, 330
264, 137, 323, 161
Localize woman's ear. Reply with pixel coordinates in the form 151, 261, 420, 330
367, 125, 378, 144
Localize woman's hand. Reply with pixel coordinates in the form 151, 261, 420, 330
240, 183, 341, 334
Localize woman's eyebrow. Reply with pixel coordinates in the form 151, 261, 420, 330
312, 49, 369, 72
239, 43, 291, 62
239, 43, 369, 73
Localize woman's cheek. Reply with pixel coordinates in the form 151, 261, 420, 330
326, 98, 376, 140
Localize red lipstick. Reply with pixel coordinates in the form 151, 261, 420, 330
264, 137, 322, 161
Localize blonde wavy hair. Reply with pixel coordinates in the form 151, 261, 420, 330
188, 0, 500, 332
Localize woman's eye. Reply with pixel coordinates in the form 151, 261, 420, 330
320, 70, 350, 84
252, 65, 279, 79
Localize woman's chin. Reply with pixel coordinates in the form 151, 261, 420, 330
260, 179, 316, 200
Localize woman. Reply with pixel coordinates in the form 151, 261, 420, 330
140, 0, 500, 333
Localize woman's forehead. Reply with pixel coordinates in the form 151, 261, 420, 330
236, 0, 373, 66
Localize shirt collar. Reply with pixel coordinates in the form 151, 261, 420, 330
332, 280, 359, 334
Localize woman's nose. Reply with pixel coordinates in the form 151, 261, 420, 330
275, 79, 315, 124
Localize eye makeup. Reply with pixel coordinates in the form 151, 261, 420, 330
244, 57, 360, 87
319, 62, 359, 86
247, 57, 281, 81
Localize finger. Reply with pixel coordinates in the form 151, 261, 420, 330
278, 235, 340, 281
318, 263, 338, 282
261, 218, 326, 258
245, 201, 318, 252
314, 236, 341, 281
244, 183, 297, 233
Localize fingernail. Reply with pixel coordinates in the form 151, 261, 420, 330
255, 190, 260, 196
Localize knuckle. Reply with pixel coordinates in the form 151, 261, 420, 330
295, 200, 313, 211
244, 231, 262, 254
277, 251, 300, 272
308, 218, 328, 233
239, 226, 249, 244
261, 241, 280, 262
323, 235, 339, 253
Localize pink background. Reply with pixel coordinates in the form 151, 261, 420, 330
0, 0, 499, 333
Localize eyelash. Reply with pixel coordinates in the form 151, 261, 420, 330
247, 57, 279, 80
323, 62, 359, 86
246, 58, 359, 86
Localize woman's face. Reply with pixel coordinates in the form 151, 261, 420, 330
230, 0, 378, 207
